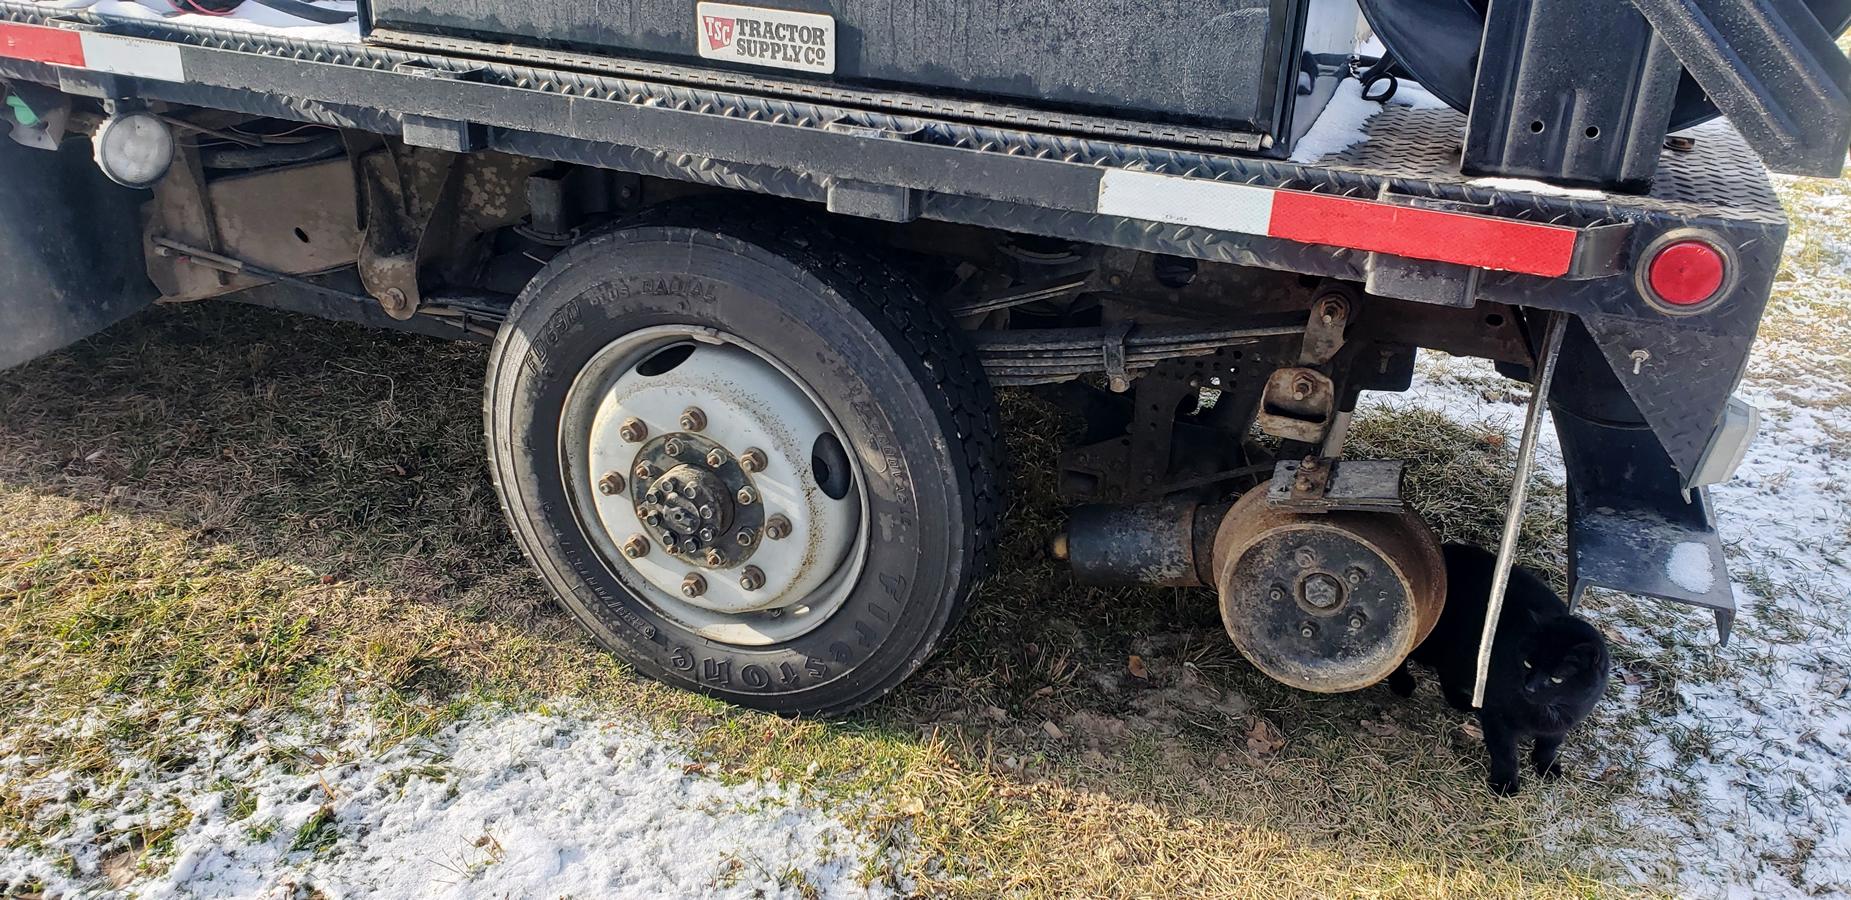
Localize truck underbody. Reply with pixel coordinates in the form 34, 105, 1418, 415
1, 0, 1844, 713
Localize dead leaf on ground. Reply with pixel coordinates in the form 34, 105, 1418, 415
1041, 720, 1065, 740
1360, 718, 1400, 737
1245, 718, 1286, 757
1127, 654, 1149, 680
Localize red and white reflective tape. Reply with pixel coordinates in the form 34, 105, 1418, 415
0, 22, 186, 83
1097, 169, 1581, 278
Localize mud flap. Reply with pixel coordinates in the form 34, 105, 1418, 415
1556, 406, 1736, 643
0, 136, 155, 371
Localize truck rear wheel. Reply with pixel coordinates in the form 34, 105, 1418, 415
484, 206, 1001, 715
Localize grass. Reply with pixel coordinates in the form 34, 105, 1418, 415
6, 167, 1848, 897
0, 301, 1648, 898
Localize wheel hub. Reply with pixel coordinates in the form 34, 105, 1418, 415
1213, 483, 1446, 693
575, 338, 861, 630
629, 434, 762, 567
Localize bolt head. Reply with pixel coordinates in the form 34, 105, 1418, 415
736, 486, 758, 506
1268, 585, 1286, 602
764, 515, 792, 541
705, 448, 729, 468
664, 438, 685, 457
621, 535, 649, 559
739, 566, 766, 591
739, 448, 768, 473
1300, 621, 1318, 639
1345, 566, 1367, 585
698, 527, 716, 543
619, 418, 648, 443
679, 407, 707, 432
680, 573, 707, 598
1292, 378, 1315, 401
735, 529, 757, 547
1348, 612, 1368, 630
635, 462, 657, 480
598, 472, 625, 495
1302, 573, 1344, 610
699, 505, 716, 520
704, 549, 724, 566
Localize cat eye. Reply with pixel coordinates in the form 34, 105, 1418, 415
1550, 676, 1564, 684
1522, 661, 1532, 669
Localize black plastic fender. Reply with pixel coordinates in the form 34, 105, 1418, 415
0, 136, 154, 371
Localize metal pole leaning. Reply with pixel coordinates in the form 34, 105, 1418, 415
1472, 311, 1570, 708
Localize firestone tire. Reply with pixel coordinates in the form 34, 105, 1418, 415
484, 204, 1002, 716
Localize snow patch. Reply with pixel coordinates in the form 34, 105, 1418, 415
1665, 541, 1716, 594
1466, 177, 1608, 201
0, 707, 898, 899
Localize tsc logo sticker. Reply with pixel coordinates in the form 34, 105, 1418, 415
702, 15, 735, 51
695, 2, 836, 75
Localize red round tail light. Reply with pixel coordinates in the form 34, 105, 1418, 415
1646, 239, 1727, 308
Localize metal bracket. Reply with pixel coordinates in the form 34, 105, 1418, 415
352, 141, 462, 320
1256, 367, 1335, 443
1265, 457, 1408, 514
1102, 320, 1134, 393
1298, 291, 1352, 366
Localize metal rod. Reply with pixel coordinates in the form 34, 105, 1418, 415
1472, 311, 1570, 708
152, 236, 373, 305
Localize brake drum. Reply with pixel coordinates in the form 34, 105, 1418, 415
1213, 483, 1446, 693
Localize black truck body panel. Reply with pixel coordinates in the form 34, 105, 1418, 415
360, 0, 1362, 151
0, 136, 154, 371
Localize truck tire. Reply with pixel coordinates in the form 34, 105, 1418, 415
484, 204, 1001, 715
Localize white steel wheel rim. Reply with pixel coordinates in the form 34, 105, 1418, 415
559, 326, 869, 647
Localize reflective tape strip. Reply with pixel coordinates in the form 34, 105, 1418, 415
1097, 168, 1581, 278
0, 22, 186, 83
79, 32, 186, 82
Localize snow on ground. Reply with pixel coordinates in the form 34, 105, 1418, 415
0, 706, 896, 898
1371, 286, 1851, 895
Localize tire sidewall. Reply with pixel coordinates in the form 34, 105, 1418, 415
489, 223, 973, 714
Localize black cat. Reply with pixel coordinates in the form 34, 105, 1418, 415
1389, 543, 1611, 795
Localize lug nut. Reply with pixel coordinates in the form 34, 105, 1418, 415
739, 566, 766, 592
1268, 584, 1286, 603
621, 535, 649, 559
764, 515, 792, 541
704, 549, 725, 567
1300, 621, 1318, 639
1345, 566, 1367, 585
681, 573, 707, 598
635, 462, 657, 480
736, 486, 758, 506
706, 448, 729, 468
1348, 611, 1368, 630
664, 438, 685, 457
1292, 378, 1315, 401
699, 527, 716, 543
679, 407, 708, 432
619, 418, 648, 443
598, 472, 626, 496
739, 448, 768, 473
735, 529, 757, 547
699, 505, 716, 520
